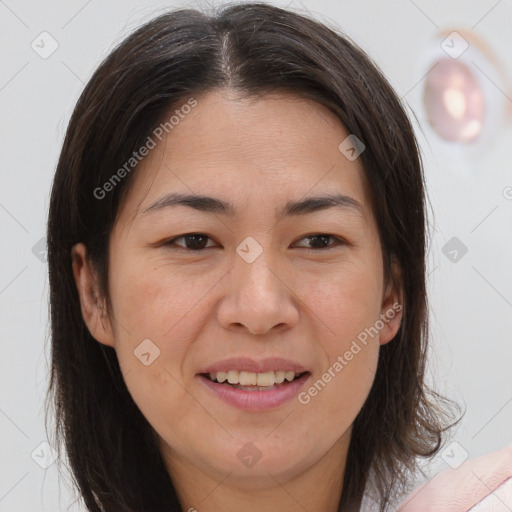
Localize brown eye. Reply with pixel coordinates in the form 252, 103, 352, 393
294, 234, 345, 250
164, 233, 345, 252
166, 233, 216, 251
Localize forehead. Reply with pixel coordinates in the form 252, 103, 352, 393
117, 90, 372, 226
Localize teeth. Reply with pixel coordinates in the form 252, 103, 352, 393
207, 370, 302, 386
211, 371, 227, 383
274, 371, 285, 384
285, 371, 295, 382
256, 372, 274, 386
240, 371, 257, 385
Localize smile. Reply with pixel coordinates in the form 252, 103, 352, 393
198, 371, 311, 411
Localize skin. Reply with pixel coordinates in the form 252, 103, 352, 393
72, 89, 402, 512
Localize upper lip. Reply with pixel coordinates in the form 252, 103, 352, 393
198, 357, 309, 374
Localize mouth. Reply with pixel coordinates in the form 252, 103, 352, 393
200, 370, 310, 391
197, 370, 311, 411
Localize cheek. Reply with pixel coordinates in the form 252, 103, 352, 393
304, 261, 383, 342
110, 255, 209, 340
299, 273, 381, 427
121, 360, 210, 460
305, 344, 379, 438
110, 272, 205, 437
107, 261, 204, 405
299, 262, 382, 411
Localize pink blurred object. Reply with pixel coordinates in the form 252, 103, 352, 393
423, 58, 485, 144
397, 444, 512, 511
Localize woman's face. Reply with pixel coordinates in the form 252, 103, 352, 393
73, 90, 401, 501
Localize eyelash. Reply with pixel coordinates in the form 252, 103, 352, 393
163, 233, 347, 252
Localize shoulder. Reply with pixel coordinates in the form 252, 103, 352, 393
397, 444, 512, 512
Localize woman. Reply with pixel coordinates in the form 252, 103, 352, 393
45, 3, 461, 511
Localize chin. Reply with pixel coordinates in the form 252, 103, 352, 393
208, 444, 314, 487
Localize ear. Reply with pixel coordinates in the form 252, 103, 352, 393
71, 242, 115, 348
379, 257, 403, 346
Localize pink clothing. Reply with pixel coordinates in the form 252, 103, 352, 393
398, 444, 512, 511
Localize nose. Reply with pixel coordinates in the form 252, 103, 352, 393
216, 247, 299, 336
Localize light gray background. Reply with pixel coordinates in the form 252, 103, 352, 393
1, 0, 511, 510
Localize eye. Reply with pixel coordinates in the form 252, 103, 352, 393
165, 233, 346, 252
165, 233, 217, 251
293, 234, 345, 250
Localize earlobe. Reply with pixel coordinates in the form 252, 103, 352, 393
71, 243, 115, 348
378, 299, 403, 346
379, 259, 403, 346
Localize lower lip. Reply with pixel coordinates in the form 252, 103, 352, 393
198, 373, 311, 411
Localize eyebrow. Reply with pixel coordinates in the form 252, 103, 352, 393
141, 192, 363, 219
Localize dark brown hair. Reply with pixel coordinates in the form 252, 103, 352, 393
45, 3, 462, 511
